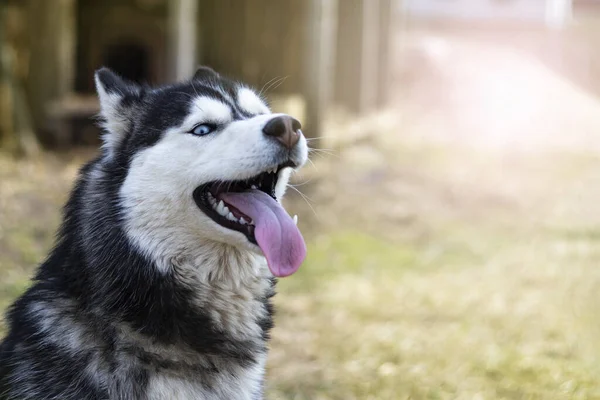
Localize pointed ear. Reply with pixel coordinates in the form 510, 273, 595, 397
94, 68, 142, 158
193, 66, 220, 81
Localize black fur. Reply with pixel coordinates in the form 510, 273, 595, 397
0, 69, 276, 400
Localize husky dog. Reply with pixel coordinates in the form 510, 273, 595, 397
0, 67, 308, 399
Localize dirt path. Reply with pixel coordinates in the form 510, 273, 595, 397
394, 27, 600, 153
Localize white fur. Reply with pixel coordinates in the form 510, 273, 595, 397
94, 76, 133, 160
116, 91, 307, 397
120, 106, 307, 274
147, 376, 208, 400
274, 167, 292, 199
121, 320, 267, 400
147, 354, 265, 400
28, 301, 87, 354
237, 87, 270, 115
189, 97, 233, 125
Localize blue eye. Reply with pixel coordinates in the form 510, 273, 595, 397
190, 123, 216, 136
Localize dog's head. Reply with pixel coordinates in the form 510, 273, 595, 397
94, 67, 308, 277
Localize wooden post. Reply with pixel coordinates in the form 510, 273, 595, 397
334, 0, 384, 114
376, 0, 394, 108
0, 1, 39, 155
358, 0, 380, 112
168, 0, 199, 82
545, 0, 572, 29
26, 0, 76, 147
0, 2, 13, 150
57, 0, 76, 97
303, 0, 338, 140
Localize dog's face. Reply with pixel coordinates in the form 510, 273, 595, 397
94, 67, 308, 277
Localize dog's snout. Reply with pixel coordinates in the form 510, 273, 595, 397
262, 115, 301, 150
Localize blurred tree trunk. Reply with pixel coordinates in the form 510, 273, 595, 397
26, 0, 75, 147
304, 0, 338, 141
168, 0, 198, 82
334, 0, 395, 113
376, 0, 394, 108
0, 1, 40, 156
0, 1, 11, 150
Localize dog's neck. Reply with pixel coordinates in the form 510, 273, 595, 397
68, 161, 276, 356
172, 244, 274, 340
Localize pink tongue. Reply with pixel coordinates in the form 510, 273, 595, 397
218, 190, 306, 277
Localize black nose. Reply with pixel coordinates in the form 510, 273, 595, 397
262, 115, 302, 150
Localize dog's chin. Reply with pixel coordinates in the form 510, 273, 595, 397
234, 236, 264, 255
202, 220, 264, 254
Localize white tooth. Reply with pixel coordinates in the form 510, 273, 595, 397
293, 215, 298, 225
227, 212, 236, 221
251, 185, 257, 190
240, 217, 247, 224
217, 201, 225, 215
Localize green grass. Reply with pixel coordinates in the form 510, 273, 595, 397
267, 226, 600, 399
279, 232, 421, 293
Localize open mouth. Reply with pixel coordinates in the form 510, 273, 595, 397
192, 161, 306, 277
192, 162, 295, 244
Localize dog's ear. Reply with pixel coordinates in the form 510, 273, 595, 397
193, 66, 220, 81
95, 68, 142, 158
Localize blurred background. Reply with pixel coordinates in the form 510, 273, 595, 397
2, 0, 600, 398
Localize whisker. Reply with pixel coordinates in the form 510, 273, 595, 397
264, 76, 288, 94
261, 76, 288, 97
308, 148, 337, 154
305, 157, 318, 172
304, 136, 337, 144
258, 76, 281, 98
288, 177, 314, 187
191, 81, 201, 99
286, 185, 318, 218
308, 148, 339, 159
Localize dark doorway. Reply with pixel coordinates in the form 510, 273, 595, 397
102, 42, 150, 84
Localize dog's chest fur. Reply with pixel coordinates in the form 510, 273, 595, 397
145, 353, 266, 400
140, 261, 272, 400
0, 245, 275, 400
142, 257, 273, 399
